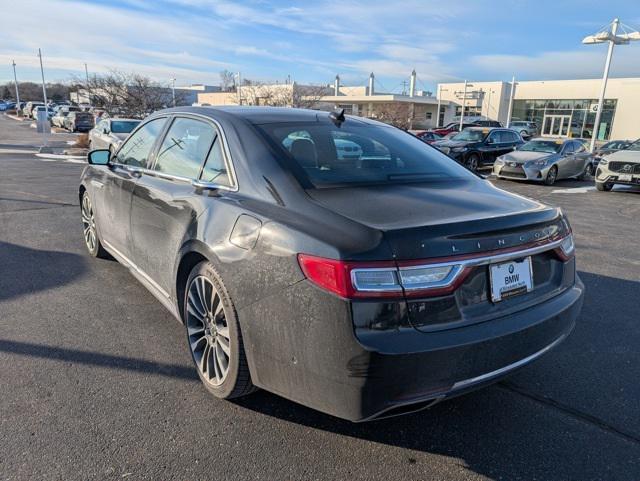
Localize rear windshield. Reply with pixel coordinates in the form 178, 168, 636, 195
75, 113, 93, 120
519, 140, 562, 153
111, 120, 140, 134
257, 120, 474, 187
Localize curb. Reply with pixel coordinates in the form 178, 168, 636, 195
35, 153, 86, 163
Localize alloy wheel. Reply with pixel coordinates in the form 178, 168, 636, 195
186, 276, 231, 386
81, 194, 97, 252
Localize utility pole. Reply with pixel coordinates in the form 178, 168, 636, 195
84, 63, 91, 106
171, 78, 176, 107
12, 60, 20, 112
506, 76, 516, 128
37, 48, 48, 106
236, 72, 242, 105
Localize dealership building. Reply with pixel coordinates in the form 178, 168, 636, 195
437, 77, 640, 141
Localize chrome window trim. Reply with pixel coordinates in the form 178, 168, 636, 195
109, 163, 237, 192
144, 112, 239, 192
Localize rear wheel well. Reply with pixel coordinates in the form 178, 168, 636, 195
176, 252, 208, 322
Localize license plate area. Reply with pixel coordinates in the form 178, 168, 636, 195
489, 257, 533, 302
618, 174, 632, 181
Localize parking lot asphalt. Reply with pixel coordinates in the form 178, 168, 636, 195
1, 113, 639, 480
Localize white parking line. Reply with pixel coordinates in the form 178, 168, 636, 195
551, 186, 597, 194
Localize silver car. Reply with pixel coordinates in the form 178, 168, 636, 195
88, 118, 141, 153
509, 121, 538, 138
494, 138, 594, 185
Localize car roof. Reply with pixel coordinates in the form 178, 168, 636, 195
529, 137, 574, 143
108, 118, 141, 122
155, 106, 375, 126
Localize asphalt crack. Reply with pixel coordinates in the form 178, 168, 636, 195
499, 381, 640, 445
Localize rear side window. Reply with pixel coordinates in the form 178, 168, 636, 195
200, 136, 232, 187
115, 117, 166, 168
258, 120, 475, 187
154, 117, 215, 179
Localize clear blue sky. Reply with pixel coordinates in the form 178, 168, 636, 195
1, 0, 639, 92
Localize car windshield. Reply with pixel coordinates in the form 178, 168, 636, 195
519, 140, 562, 153
451, 130, 486, 142
257, 120, 475, 188
111, 120, 140, 134
602, 141, 629, 150
627, 140, 640, 151
511, 122, 526, 126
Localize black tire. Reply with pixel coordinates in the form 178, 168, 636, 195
544, 165, 558, 186
80, 191, 110, 258
596, 181, 613, 192
466, 153, 480, 172
184, 261, 255, 399
577, 163, 594, 181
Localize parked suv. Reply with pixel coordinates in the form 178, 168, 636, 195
509, 121, 538, 138
432, 127, 524, 171
474, 120, 502, 128
64, 111, 95, 132
595, 138, 640, 191
79, 106, 582, 421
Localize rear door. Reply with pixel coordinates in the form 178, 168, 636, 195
557, 141, 575, 178
96, 117, 167, 260
129, 115, 231, 293
572, 141, 590, 176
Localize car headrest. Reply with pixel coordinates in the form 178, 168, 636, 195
290, 138, 318, 168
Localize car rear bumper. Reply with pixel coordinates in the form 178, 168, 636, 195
239, 273, 584, 422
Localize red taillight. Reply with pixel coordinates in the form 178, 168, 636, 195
297, 254, 400, 299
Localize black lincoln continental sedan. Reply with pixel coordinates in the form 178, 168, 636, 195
80, 106, 584, 421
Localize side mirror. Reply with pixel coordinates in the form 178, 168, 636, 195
87, 149, 110, 165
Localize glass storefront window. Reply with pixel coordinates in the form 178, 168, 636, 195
511, 99, 617, 140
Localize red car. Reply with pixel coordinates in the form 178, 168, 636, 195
432, 122, 479, 137
415, 131, 443, 144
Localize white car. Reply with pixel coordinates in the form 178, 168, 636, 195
595, 138, 640, 191
88, 118, 141, 153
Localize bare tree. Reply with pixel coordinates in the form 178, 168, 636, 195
219, 70, 236, 92
76, 70, 185, 117
368, 103, 412, 129
238, 82, 329, 109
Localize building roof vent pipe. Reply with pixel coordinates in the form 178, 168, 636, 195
409, 69, 416, 97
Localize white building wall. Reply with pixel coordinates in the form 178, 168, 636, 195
438, 77, 640, 139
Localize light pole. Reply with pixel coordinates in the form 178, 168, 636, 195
37, 48, 48, 106
436, 85, 449, 127
171, 78, 176, 107
506, 76, 516, 128
582, 18, 640, 152
12, 60, 20, 113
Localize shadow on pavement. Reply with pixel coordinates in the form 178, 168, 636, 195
0, 339, 198, 381
0, 241, 88, 302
